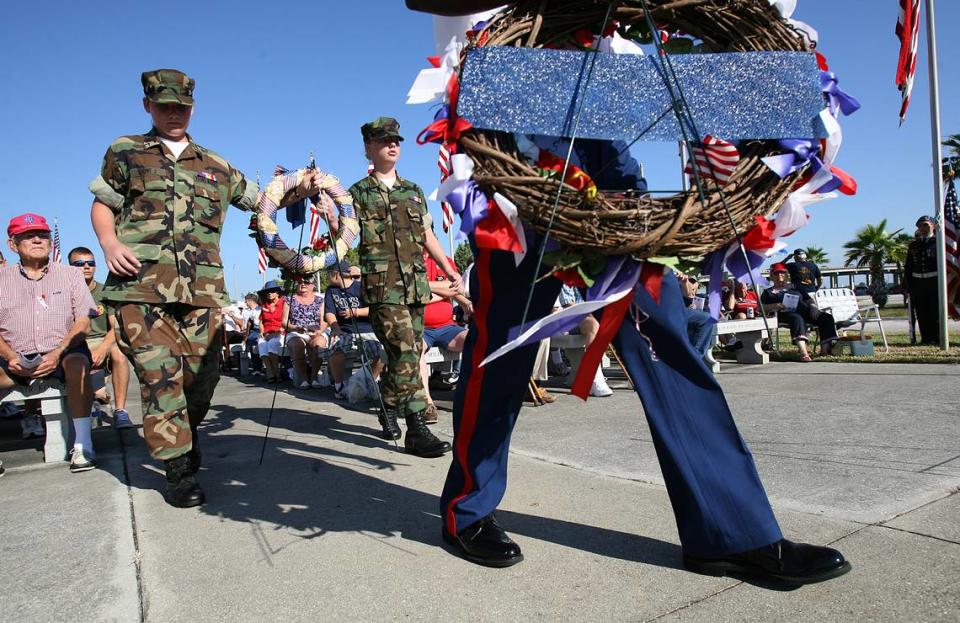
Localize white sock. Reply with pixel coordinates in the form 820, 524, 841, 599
593, 365, 606, 383
73, 417, 93, 454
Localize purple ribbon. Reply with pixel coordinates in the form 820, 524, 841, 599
764, 138, 847, 194
820, 71, 861, 117
726, 248, 768, 290
446, 180, 490, 241
703, 246, 769, 319
703, 249, 726, 319
763, 139, 822, 178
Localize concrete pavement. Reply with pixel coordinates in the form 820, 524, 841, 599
1, 360, 958, 622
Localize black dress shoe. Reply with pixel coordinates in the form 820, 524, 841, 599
164, 455, 206, 508
683, 539, 851, 585
442, 515, 524, 568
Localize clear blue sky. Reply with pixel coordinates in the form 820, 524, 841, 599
0, 1, 956, 298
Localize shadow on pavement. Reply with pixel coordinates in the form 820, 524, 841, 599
123, 403, 687, 571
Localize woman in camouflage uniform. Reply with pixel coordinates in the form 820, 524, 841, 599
348, 116, 462, 458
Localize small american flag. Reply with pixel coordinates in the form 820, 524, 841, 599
257, 246, 268, 274
52, 218, 62, 263
896, 0, 922, 125
944, 177, 960, 319
309, 202, 323, 247
684, 136, 740, 186
438, 143, 454, 232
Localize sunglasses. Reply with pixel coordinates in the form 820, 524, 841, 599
15, 232, 51, 242
70, 260, 96, 267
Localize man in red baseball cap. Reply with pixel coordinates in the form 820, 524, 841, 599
760, 262, 838, 361
0, 213, 99, 472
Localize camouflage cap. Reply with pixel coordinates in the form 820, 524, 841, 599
361, 116, 404, 142
141, 69, 195, 105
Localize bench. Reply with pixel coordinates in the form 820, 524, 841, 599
705, 318, 769, 372
0, 379, 71, 463
423, 346, 461, 366
814, 288, 889, 353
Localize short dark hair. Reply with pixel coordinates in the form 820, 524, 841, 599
68, 246, 94, 261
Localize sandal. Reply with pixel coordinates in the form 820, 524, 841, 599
799, 353, 812, 362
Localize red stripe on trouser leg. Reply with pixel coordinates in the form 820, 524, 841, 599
444, 248, 493, 536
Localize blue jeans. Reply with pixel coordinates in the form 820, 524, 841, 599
685, 308, 717, 357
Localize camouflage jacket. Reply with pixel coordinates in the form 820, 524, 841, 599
89, 129, 258, 308
348, 173, 431, 306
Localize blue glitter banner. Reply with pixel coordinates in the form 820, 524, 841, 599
458, 47, 828, 141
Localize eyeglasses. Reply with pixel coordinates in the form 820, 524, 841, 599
70, 260, 96, 267
14, 232, 51, 242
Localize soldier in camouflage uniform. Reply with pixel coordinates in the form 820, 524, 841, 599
349, 117, 461, 458
88, 69, 318, 507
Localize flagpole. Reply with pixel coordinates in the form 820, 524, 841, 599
925, 0, 949, 349
447, 219, 455, 258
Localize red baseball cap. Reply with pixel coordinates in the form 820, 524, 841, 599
8, 213, 51, 238
770, 262, 789, 274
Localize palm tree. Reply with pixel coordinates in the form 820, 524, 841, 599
944, 133, 960, 158
944, 133, 960, 175
842, 219, 905, 308
802, 246, 829, 266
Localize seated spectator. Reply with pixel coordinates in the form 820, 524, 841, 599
241, 293, 262, 375
557, 284, 613, 397
0, 214, 99, 472
221, 304, 245, 348
761, 263, 838, 361
257, 280, 286, 383
324, 262, 384, 400
723, 280, 760, 320
68, 246, 132, 428
680, 273, 717, 359
418, 249, 470, 424
283, 276, 329, 389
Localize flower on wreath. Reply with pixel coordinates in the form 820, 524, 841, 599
312, 235, 329, 252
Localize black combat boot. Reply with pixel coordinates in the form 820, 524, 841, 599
378, 407, 402, 440
164, 454, 205, 508
404, 410, 451, 458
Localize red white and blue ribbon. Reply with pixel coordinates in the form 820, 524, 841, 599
480, 255, 643, 368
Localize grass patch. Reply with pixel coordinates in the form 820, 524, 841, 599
717, 330, 960, 364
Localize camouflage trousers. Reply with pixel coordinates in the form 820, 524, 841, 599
111, 302, 222, 460
370, 303, 426, 417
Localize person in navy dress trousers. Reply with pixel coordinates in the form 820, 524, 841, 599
408, 0, 851, 586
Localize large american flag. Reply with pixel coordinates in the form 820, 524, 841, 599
896, 0, 922, 125
51, 218, 62, 263
684, 135, 740, 187
944, 177, 960, 319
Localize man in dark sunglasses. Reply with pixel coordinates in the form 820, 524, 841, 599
68, 247, 133, 430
